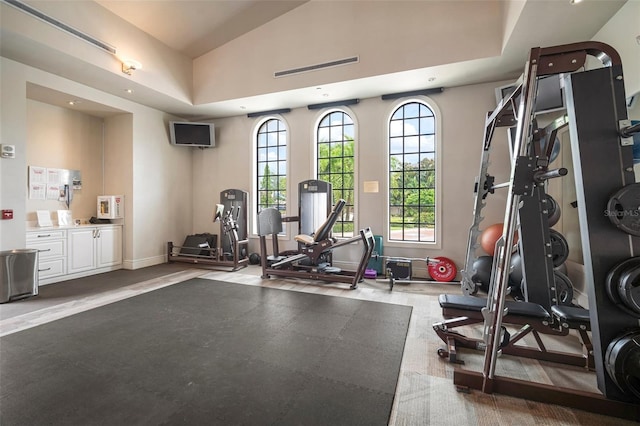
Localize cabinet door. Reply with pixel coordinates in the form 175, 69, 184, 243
68, 228, 96, 273
96, 226, 122, 268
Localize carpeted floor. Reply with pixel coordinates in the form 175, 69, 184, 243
0, 278, 412, 426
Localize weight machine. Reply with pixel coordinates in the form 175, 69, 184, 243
257, 198, 376, 290
220, 189, 248, 258
434, 41, 640, 421
167, 203, 249, 271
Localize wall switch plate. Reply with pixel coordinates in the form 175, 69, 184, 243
1, 144, 16, 159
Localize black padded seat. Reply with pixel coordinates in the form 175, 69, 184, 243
438, 294, 551, 320
551, 305, 591, 330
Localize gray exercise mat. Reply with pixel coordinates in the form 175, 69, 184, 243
0, 278, 412, 425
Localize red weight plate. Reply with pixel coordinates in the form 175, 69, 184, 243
428, 256, 457, 282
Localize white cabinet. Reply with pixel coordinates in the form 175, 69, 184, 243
68, 227, 97, 273
26, 225, 122, 285
68, 226, 123, 274
26, 229, 67, 281
96, 226, 123, 268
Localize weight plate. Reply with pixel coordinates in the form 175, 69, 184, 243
545, 194, 561, 227
605, 257, 640, 318
549, 229, 569, 267
553, 271, 574, 306
554, 262, 568, 276
607, 183, 640, 237
605, 331, 640, 400
618, 265, 640, 315
429, 256, 457, 282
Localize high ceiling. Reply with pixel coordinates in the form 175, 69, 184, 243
0, 0, 630, 119
95, 0, 309, 59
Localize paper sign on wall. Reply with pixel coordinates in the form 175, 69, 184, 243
28, 166, 82, 199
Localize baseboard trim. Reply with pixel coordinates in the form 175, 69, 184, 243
123, 255, 166, 271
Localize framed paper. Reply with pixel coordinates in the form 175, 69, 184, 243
36, 210, 53, 227
57, 210, 72, 226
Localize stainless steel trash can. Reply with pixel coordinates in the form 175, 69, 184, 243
0, 249, 39, 303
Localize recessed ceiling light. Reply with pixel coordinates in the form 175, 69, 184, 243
68, 100, 81, 106
569, 0, 583, 4
125, 89, 134, 94
428, 77, 436, 82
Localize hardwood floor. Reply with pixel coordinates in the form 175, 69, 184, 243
0, 265, 635, 425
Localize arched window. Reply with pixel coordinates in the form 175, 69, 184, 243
316, 110, 355, 238
388, 101, 437, 242
256, 118, 287, 215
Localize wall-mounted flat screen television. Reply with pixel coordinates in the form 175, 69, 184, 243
169, 121, 215, 147
495, 74, 565, 115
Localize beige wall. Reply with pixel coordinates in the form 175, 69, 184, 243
26, 100, 104, 223
130, 111, 194, 268
592, 0, 640, 98
191, 80, 513, 275
193, 1, 502, 104
1, 0, 634, 273
104, 113, 134, 264
0, 59, 28, 249
0, 57, 193, 270
0, 0, 193, 104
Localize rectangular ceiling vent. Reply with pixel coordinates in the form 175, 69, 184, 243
274, 56, 359, 78
2, 0, 117, 55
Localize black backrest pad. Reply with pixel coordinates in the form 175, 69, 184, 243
180, 234, 215, 256
438, 294, 551, 320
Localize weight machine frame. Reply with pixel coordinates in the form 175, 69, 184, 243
446, 41, 640, 421
167, 205, 249, 271
257, 205, 376, 290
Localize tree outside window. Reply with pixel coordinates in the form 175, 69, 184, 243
316, 111, 355, 238
257, 118, 287, 214
389, 102, 436, 242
